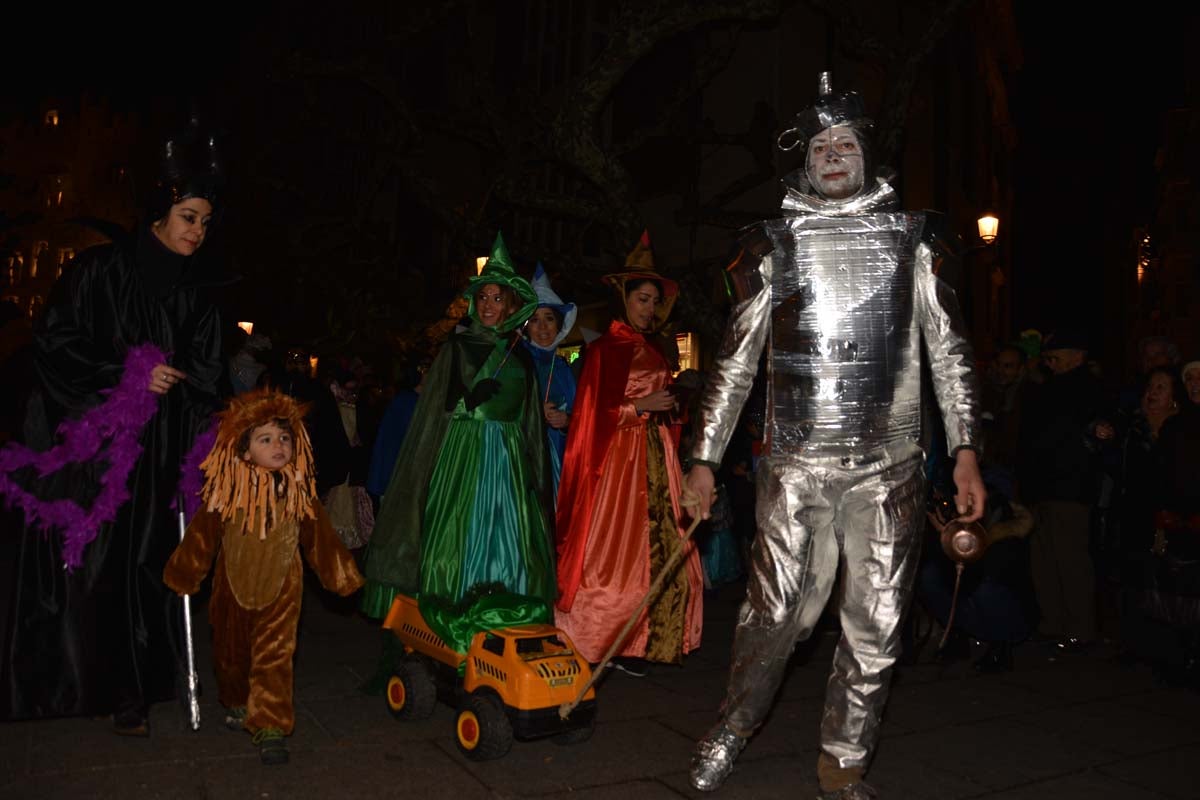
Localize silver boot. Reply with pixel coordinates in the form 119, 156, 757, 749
689, 722, 747, 792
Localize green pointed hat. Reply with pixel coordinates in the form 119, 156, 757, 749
465, 231, 538, 332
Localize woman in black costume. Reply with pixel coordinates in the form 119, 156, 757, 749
0, 122, 228, 735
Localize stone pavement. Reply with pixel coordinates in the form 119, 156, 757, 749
1, 577, 1197, 800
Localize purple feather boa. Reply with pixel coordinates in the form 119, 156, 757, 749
0, 343, 164, 569
173, 422, 217, 521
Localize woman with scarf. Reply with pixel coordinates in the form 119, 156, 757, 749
554, 233, 704, 675
0, 121, 228, 735
522, 264, 578, 503
361, 234, 555, 653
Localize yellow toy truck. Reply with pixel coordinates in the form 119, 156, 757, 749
381, 594, 597, 760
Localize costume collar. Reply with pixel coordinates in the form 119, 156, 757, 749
781, 175, 898, 216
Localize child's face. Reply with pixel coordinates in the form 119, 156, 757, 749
242, 422, 294, 470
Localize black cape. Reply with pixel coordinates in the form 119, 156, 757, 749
0, 226, 226, 720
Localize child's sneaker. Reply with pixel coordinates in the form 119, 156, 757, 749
223, 706, 248, 731
251, 727, 288, 765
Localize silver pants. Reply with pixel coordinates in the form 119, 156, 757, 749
722, 442, 925, 769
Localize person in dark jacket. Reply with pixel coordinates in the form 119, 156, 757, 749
1018, 327, 1109, 650
0, 121, 228, 735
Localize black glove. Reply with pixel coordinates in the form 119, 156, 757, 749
465, 378, 501, 410
445, 379, 466, 412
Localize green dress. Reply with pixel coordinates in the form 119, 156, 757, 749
362, 320, 554, 650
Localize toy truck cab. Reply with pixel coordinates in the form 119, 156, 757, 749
382, 594, 597, 760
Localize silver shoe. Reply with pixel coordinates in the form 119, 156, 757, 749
689, 722, 747, 792
817, 781, 879, 799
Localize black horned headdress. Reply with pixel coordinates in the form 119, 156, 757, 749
146, 113, 224, 221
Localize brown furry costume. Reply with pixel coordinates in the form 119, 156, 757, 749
164, 389, 363, 735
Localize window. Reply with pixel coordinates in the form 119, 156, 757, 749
674, 332, 698, 374
557, 344, 582, 364
31, 241, 48, 278
57, 248, 75, 279
481, 634, 505, 656
45, 175, 67, 208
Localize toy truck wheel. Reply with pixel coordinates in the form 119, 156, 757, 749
455, 693, 513, 760
385, 659, 436, 721
552, 723, 595, 746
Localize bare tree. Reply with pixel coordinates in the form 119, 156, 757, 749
232, 0, 983, 352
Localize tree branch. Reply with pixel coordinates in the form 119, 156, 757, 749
550, 0, 783, 242
875, 0, 976, 164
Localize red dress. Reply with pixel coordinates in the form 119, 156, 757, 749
555, 320, 703, 663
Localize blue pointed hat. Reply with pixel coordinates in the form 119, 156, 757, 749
529, 263, 577, 350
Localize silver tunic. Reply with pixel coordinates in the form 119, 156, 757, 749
694, 178, 978, 465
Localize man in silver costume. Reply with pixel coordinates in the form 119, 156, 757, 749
685, 73, 986, 799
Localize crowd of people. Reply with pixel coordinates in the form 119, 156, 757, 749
0, 76, 1197, 800
930, 330, 1200, 687
0, 147, 715, 767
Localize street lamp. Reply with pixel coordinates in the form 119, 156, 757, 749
476, 257, 488, 275
237, 321, 254, 335
976, 213, 999, 245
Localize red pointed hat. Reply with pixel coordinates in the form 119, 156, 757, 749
602, 230, 678, 330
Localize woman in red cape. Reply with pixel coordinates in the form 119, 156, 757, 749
554, 234, 703, 672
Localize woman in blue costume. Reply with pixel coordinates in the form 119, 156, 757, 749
361, 234, 554, 652
522, 264, 578, 504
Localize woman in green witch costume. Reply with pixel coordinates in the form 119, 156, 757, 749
361, 233, 555, 652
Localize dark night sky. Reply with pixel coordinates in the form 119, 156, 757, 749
0, 9, 251, 117
1008, 1, 1194, 345
3, 3, 1197, 361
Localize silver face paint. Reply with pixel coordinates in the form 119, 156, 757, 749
806, 126, 865, 200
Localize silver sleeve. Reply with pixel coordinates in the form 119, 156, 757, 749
914, 242, 980, 454
692, 253, 773, 465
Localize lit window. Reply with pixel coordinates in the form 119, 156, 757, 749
48, 175, 66, 208
31, 242, 48, 278
1136, 232, 1152, 285
44, 110, 59, 127
56, 248, 75, 280
674, 332, 698, 374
